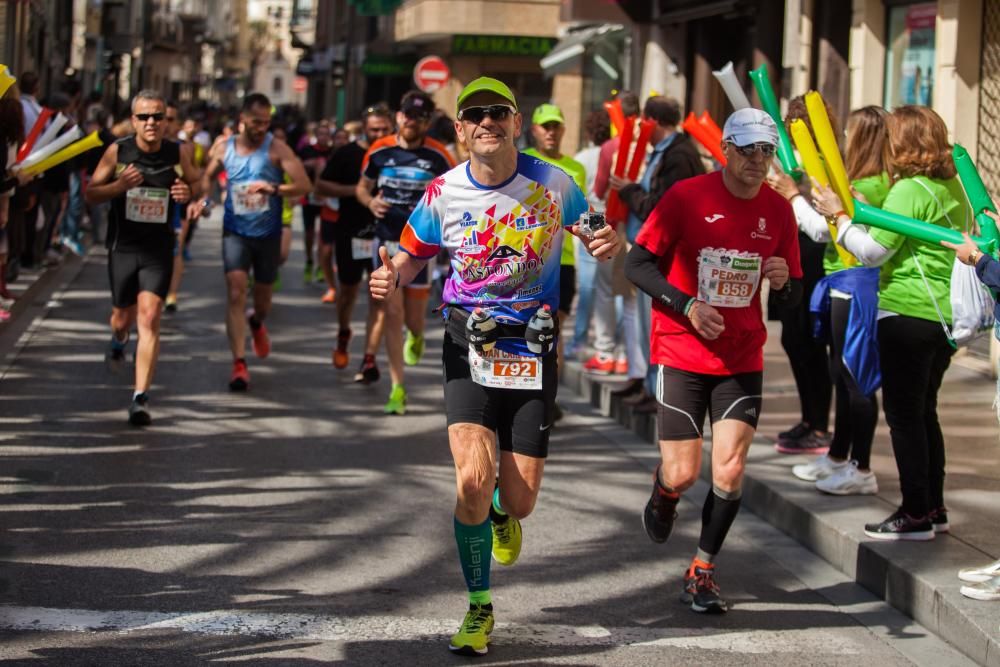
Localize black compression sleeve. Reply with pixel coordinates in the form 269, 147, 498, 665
624, 243, 694, 314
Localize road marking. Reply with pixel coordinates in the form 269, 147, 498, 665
0, 605, 864, 654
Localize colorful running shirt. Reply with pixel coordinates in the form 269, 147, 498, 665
522, 148, 585, 267
401, 152, 589, 355
222, 132, 284, 239
636, 170, 803, 375
361, 135, 455, 242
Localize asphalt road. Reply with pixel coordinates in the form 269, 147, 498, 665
0, 213, 976, 666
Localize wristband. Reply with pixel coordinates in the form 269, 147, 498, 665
683, 298, 697, 317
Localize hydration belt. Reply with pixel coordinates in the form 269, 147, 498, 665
445, 306, 559, 345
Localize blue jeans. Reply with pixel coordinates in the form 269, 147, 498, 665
61, 170, 83, 245
573, 244, 598, 350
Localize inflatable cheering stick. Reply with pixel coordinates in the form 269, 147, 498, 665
852, 199, 995, 255
712, 61, 752, 110
0, 65, 14, 98
682, 112, 726, 165
954, 143, 1000, 257
789, 118, 857, 267
17, 108, 54, 163
21, 131, 104, 177
749, 63, 800, 179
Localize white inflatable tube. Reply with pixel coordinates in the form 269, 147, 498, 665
16, 126, 83, 170
31, 113, 68, 154
712, 62, 752, 110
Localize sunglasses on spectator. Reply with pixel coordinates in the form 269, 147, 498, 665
135, 112, 165, 122
403, 108, 432, 121
727, 142, 776, 158
458, 105, 515, 124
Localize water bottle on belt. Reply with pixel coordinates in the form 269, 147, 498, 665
525, 305, 555, 355
466, 308, 498, 353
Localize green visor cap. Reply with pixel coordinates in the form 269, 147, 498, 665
456, 77, 518, 112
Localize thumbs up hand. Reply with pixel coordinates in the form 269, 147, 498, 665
369, 245, 398, 301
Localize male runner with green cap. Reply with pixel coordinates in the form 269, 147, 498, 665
370, 76, 621, 655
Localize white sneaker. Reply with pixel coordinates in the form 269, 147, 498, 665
815, 460, 878, 495
792, 455, 846, 482
960, 575, 1000, 601
959, 559, 1000, 583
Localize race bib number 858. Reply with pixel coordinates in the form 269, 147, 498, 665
697, 248, 762, 308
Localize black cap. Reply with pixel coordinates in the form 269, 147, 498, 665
401, 90, 435, 115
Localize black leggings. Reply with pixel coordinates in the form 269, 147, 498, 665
877, 315, 954, 518
779, 279, 832, 430
826, 297, 879, 469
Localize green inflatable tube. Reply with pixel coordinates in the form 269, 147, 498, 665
748, 63, 801, 179
853, 199, 996, 254
953, 143, 1000, 252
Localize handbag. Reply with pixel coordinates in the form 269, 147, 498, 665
908, 178, 993, 348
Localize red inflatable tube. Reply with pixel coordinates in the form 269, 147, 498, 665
604, 99, 626, 136
697, 110, 723, 146
682, 112, 726, 165
18, 107, 54, 163
626, 119, 657, 182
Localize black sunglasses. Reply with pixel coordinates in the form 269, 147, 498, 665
403, 108, 432, 121
135, 112, 165, 122
728, 142, 776, 158
458, 105, 515, 124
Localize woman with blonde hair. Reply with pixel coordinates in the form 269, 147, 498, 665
817, 105, 971, 540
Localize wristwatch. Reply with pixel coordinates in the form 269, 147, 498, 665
969, 248, 982, 267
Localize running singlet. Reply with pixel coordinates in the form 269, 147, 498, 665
107, 136, 181, 252
635, 170, 803, 375
401, 153, 589, 355
222, 133, 284, 239
362, 135, 454, 242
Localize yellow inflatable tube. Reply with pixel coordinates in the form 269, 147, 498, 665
805, 92, 853, 217
789, 117, 857, 268
0, 65, 15, 98
21, 131, 103, 177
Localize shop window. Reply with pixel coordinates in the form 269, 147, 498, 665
884, 2, 937, 108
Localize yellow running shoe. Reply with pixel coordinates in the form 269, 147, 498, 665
403, 331, 425, 366
383, 384, 407, 415
491, 516, 522, 566
448, 604, 494, 656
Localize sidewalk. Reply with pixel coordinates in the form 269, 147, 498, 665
563, 321, 1000, 667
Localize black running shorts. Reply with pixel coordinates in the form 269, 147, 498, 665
222, 232, 281, 284
442, 331, 558, 458
108, 245, 174, 308
332, 225, 373, 286
655, 365, 763, 440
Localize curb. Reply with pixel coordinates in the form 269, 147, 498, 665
0, 250, 90, 382
561, 360, 1000, 667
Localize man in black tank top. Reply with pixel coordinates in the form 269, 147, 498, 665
85, 90, 201, 426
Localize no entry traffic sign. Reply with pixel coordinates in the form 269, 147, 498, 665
413, 56, 450, 93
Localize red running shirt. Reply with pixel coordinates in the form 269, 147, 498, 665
635, 170, 802, 375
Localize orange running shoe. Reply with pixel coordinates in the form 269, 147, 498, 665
333, 329, 351, 369
321, 288, 337, 304
229, 359, 250, 391
248, 314, 271, 358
